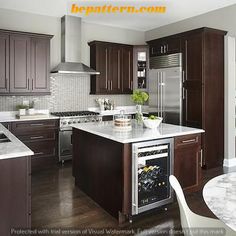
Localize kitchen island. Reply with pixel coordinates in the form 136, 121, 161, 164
72, 121, 204, 222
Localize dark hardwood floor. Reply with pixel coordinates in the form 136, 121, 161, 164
32, 162, 223, 235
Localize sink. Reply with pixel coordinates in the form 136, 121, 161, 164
0, 133, 11, 143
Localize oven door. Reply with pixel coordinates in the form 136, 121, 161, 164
59, 130, 72, 162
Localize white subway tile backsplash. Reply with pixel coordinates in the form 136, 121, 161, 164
0, 74, 133, 111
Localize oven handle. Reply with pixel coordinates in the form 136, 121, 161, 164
60, 128, 72, 131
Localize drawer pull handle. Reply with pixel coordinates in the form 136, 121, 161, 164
30, 136, 44, 140
30, 124, 44, 126
34, 152, 44, 155
182, 138, 196, 144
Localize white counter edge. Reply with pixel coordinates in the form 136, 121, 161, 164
71, 122, 205, 144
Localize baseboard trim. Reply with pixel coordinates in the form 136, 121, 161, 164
223, 158, 236, 168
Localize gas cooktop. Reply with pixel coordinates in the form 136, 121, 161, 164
51, 111, 99, 117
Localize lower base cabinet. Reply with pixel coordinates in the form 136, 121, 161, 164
174, 134, 202, 193
11, 119, 59, 172
0, 156, 31, 235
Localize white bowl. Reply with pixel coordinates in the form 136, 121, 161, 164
143, 117, 163, 129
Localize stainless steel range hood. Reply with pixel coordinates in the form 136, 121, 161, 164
51, 16, 99, 75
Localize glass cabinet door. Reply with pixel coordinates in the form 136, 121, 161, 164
133, 46, 149, 91
137, 51, 147, 89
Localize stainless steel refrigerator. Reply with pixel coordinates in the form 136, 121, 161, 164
149, 53, 182, 125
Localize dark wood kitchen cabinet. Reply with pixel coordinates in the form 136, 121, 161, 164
0, 29, 53, 95
122, 45, 133, 93
147, 27, 226, 169
181, 28, 226, 168
30, 38, 50, 93
11, 119, 59, 172
110, 45, 122, 93
181, 31, 203, 129
90, 42, 109, 94
0, 156, 31, 235
89, 41, 133, 94
10, 35, 31, 93
148, 36, 181, 57
0, 33, 9, 93
174, 134, 202, 193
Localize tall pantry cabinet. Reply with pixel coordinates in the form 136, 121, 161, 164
182, 28, 226, 169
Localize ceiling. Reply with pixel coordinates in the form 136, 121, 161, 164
1, 0, 236, 31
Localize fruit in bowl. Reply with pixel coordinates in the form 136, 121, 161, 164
143, 115, 163, 129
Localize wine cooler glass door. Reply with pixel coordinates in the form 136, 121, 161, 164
132, 138, 174, 215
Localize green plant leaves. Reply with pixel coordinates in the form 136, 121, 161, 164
131, 90, 149, 105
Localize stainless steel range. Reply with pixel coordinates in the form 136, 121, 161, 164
51, 111, 102, 163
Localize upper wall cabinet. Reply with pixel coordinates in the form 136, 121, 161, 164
9, 35, 31, 93
0, 29, 53, 95
148, 36, 181, 57
88, 41, 133, 95
0, 33, 9, 93
31, 38, 50, 93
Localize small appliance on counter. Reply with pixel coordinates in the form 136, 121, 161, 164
113, 111, 132, 131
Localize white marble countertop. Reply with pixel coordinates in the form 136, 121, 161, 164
0, 124, 34, 160
71, 121, 204, 143
0, 111, 59, 122
203, 172, 236, 231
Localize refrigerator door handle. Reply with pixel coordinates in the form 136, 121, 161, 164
160, 72, 163, 118
157, 71, 160, 117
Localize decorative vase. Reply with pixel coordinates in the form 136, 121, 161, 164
135, 104, 143, 125
100, 104, 105, 111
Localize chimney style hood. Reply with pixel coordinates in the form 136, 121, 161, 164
51, 16, 99, 75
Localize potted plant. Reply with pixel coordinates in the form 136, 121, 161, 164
16, 104, 28, 116
28, 101, 35, 115
131, 90, 149, 124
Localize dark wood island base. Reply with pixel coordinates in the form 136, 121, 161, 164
72, 129, 132, 223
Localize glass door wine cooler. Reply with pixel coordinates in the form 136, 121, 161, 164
132, 138, 174, 215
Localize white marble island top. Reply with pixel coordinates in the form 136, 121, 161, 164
71, 121, 204, 143
0, 124, 34, 160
